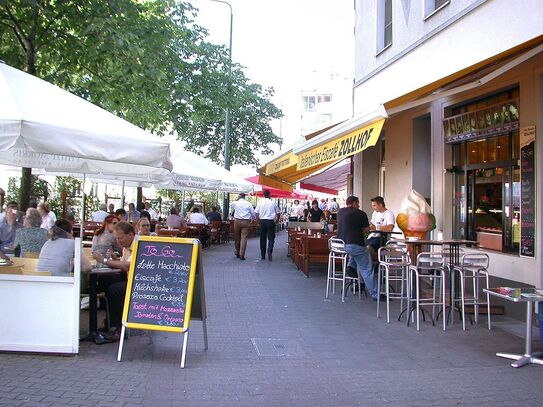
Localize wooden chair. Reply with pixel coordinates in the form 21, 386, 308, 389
219, 222, 230, 243
157, 229, 181, 237
209, 221, 222, 245
22, 251, 40, 258
82, 221, 102, 241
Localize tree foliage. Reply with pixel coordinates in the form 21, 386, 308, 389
0, 0, 282, 169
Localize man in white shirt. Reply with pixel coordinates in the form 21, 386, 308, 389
366, 196, 395, 256
255, 190, 280, 261
92, 203, 109, 223
328, 198, 339, 220
230, 193, 255, 260
144, 202, 158, 220
188, 207, 209, 225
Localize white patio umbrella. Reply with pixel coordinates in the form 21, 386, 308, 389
156, 150, 254, 193
0, 61, 172, 226
0, 61, 172, 174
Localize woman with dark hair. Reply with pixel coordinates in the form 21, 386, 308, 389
14, 208, 48, 256
37, 219, 92, 276
92, 215, 122, 261
308, 200, 324, 222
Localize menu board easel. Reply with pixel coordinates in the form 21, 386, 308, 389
116, 236, 208, 368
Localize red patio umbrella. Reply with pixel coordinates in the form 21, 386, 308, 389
245, 175, 308, 199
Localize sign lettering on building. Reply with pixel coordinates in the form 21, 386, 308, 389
296, 119, 384, 170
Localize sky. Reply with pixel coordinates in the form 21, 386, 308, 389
191, 0, 354, 171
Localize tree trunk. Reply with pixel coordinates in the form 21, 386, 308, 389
19, 167, 32, 210
136, 187, 143, 211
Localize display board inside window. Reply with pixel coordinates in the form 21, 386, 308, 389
443, 88, 519, 144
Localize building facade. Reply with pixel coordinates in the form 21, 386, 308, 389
352, 0, 543, 289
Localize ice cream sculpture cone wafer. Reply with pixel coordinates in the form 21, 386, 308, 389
396, 190, 436, 240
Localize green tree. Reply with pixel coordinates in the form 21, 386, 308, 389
0, 0, 282, 208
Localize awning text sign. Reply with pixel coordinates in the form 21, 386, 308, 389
296, 119, 385, 170
265, 151, 298, 175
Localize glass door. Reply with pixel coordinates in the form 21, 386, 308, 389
456, 166, 519, 252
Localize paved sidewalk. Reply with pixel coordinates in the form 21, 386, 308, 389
1, 231, 543, 406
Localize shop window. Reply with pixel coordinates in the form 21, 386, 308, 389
302, 96, 315, 110
317, 95, 331, 103
424, 0, 450, 19
376, 0, 392, 53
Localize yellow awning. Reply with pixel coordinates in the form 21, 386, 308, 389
296, 118, 385, 170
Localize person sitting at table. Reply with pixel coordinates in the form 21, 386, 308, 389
136, 217, 156, 236
189, 207, 209, 245
206, 206, 222, 222
38, 202, 55, 230
366, 196, 395, 256
92, 215, 122, 264
92, 203, 109, 223
166, 207, 186, 229
14, 208, 48, 257
92, 221, 136, 341
188, 207, 209, 225
308, 200, 324, 222
127, 203, 141, 223
37, 219, 92, 276
0, 203, 22, 257
115, 208, 127, 222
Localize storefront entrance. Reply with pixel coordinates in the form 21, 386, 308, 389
454, 165, 520, 252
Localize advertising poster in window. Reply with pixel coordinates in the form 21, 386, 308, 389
520, 125, 535, 258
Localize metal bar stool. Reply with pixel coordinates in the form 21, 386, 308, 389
407, 252, 447, 331
377, 246, 411, 322
452, 253, 491, 330
326, 238, 361, 302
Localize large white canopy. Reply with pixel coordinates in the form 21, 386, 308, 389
0, 62, 172, 175
156, 150, 254, 193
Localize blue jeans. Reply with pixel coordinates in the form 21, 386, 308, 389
345, 244, 377, 298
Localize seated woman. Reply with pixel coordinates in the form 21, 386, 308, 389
165, 207, 186, 229
135, 217, 156, 236
92, 215, 122, 264
14, 208, 48, 257
38, 202, 55, 230
37, 219, 92, 276
308, 200, 324, 222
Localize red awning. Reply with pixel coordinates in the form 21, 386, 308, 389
298, 161, 350, 195
245, 175, 308, 199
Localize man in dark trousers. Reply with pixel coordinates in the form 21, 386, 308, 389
255, 189, 280, 261
336, 195, 379, 300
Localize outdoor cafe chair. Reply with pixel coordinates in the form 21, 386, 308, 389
326, 238, 361, 302
407, 251, 446, 331
451, 253, 491, 331
377, 246, 411, 322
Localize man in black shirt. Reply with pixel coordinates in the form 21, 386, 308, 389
206, 206, 222, 222
337, 195, 378, 300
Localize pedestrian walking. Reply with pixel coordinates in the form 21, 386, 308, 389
255, 190, 280, 261
230, 193, 255, 261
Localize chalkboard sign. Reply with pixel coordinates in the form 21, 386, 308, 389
520, 126, 536, 257
122, 236, 200, 333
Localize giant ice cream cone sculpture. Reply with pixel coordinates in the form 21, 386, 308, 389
396, 190, 436, 240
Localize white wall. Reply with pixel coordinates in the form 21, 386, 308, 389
354, 0, 543, 116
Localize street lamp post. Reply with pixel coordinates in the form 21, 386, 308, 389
210, 0, 233, 220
